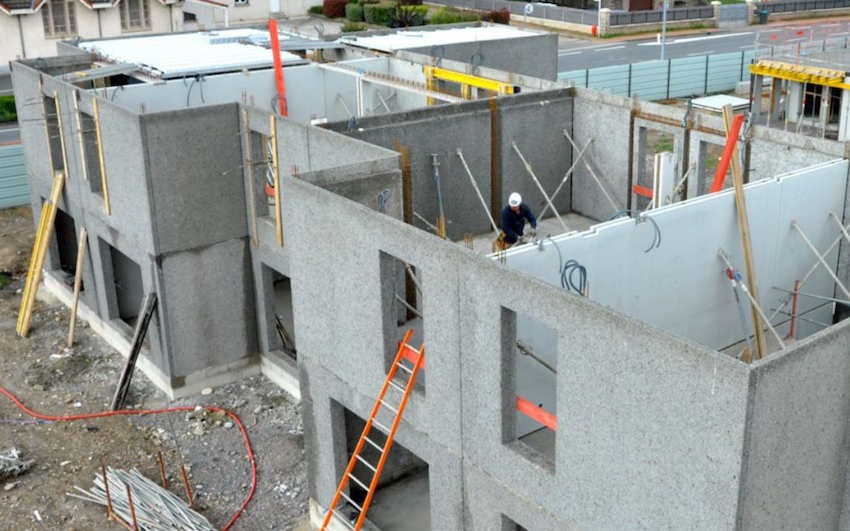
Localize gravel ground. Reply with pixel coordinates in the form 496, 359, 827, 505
0, 206, 311, 530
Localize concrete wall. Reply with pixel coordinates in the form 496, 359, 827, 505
406, 32, 559, 81
744, 321, 850, 531
285, 172, 758, 531
326, 89, 574, 240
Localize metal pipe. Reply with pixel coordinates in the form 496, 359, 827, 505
718, 248, 786, 350
791, 221, 850, 300
517, 341, 556, 374
772, 309, 831, 329
456, 149, 500, 234
563, 129, 620, 215
772, 286, 850, 306
539, 137, 592, 219
511, 141, 569, 234
395, 294, 422, 319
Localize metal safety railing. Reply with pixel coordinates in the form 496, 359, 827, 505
560, 49, 756, 101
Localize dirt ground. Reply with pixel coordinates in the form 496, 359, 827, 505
0, 206, 311, 530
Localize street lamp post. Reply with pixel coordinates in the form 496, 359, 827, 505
660, 0, 669, 60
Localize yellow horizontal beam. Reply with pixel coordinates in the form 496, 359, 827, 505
751, 62, 850, 90
423, 66, 514, 94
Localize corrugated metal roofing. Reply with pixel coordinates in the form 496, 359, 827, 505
78, 30, 306, 79
0, 143, 28, 210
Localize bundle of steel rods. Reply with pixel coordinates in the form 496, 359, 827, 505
68, 467, 215, 531
0, 448, 34, 480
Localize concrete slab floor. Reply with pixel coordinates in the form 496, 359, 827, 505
462, 213, 597, 255
366, 468, 431, 531
519, 426, 555, 462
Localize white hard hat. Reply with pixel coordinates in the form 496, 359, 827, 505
509, 193, 522, 207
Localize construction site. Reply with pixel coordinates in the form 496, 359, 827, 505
4, 19, 850, 531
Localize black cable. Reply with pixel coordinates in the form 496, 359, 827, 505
608, 209, 662, 253
561, 259, 587, 294
377, 189, 391, 214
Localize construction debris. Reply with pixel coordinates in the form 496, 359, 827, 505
0, 448, 34, 480
69, 467, 215, 531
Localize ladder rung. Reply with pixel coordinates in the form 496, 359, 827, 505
388, 380, 406, 393
340, 491, 364, 513
329, 509, 356, 531
355, 454, 376, 472
371, 419, 391, 434
379, 399, 398, 414
347, 472, 370, 491
396, 362, 413, 374
363, 436, 384, 453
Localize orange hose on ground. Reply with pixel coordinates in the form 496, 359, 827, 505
0, 383, 256, 531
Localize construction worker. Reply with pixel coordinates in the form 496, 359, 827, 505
499, 192, 537, 249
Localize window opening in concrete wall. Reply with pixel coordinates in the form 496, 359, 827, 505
107, 243, 144, 329
637, 127, 675, 210
341, 403, 431, 531
501, 307, 557, 471
802, 83, 824, 118
43, 96, 65, 175
380, 251, 425, 392
697, 142, 731, 196
79, 111, 104, 194
262, 264, 297, 361
501, 515, 529, 531
53, 209, 79, 284
249, 130, 272, 220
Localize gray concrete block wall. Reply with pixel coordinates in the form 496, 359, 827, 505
498, 94, 573, 221
285, 175, 466, 458
143, 104, 248, 255
301, 356, 466, 531
329, 101, 495, 239
407, 32, 559, 81
457, 248, 750, 531
570, 90, 633, 221
743, 322, 850, 531
160, 238, 258, 378
284, 173, 771, 531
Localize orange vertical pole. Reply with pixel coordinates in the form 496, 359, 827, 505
268, 19, 288, 117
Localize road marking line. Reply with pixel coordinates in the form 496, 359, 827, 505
638, 31, 752, 46
559, 51, 582, 56
594, 45, 625, 52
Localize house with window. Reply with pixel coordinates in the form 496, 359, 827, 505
0, 0, 282, 67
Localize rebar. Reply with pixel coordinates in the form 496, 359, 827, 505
68, 467, 214, 531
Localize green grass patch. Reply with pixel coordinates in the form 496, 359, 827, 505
0, 96, 16, 123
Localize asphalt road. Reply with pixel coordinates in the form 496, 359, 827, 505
557, 18, 850, 71
0, 123, 20, 145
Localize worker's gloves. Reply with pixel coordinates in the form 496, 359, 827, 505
518, 236, 528, 244
527, 229, 537, 238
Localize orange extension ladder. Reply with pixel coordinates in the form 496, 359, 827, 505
320, 330, 425, 531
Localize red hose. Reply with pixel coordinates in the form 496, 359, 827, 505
0, 383, 256, 531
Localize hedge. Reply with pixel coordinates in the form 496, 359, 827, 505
0, 96, 16, 123
345, 2, 364, 21
483, 7, 510, 24
429, 5, 480, 24
322, 0, 347, 18
309, 5, 324, 14
364, 2, 396, 25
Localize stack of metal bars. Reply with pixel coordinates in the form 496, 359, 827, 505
68, 467, 215, 531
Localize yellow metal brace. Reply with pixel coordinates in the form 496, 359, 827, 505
750, 61, 850, 90
423, 66, 514, 105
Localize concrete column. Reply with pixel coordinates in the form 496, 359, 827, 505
837, 80, 850, 141
768, 77, 782, 124
752, 74, 763, 119
787, 80, 803, 128
745, 0, 757, 24
712, 1, 722, 28
820, 86, 830, 137
598, 8, 611, 36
